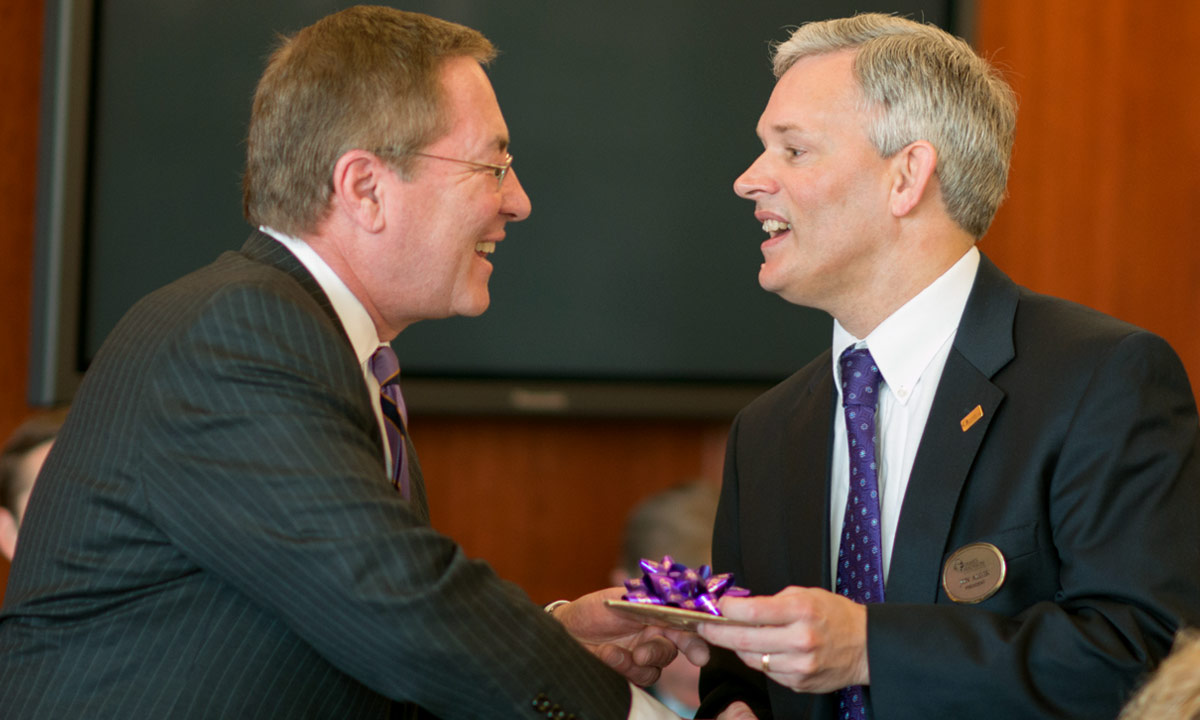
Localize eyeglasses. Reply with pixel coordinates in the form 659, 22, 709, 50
376, 149, 514, 189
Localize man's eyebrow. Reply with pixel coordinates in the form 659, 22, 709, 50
768, 122, 810, 137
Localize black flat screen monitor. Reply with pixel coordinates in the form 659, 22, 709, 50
30, 0, 960, 417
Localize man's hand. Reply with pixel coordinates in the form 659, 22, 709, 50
553, 586, 710, 686
697, 586, 869, 693
0, 509, 18, 561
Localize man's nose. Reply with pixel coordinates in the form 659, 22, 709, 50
733, 153, 776, 199
501, 168, 532, 221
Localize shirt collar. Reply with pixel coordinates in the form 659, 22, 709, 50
832, 246, 980, 402
259, 226, 383, 366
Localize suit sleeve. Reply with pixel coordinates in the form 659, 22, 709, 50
698, 413, 774, 719
134, 283, 632, 719
867, 330, 1200, 719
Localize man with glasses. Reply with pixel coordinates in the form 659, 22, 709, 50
0, 7, 703, 719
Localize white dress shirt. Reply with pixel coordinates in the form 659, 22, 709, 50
261, 227, 395, 477
260, 228, 680, 720
828, 247, 980, 587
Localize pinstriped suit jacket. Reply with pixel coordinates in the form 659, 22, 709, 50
0, 232, 630, 719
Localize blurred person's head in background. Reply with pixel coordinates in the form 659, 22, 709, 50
1119, 628, 1200, 720
613, 480, 721, 717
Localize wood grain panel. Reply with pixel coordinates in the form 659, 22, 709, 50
415, 415, 728, 604
0, 0, 46, 601
0, 2, 43, 438
975, 0, 1200, 398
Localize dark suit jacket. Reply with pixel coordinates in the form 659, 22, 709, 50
699, 255, 1200, 720
0, 232, 631, 719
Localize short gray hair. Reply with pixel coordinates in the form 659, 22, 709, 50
772, 13, 1016, 239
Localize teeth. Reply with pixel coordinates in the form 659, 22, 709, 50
475, 241, 496, 254
762, 219, 791, 234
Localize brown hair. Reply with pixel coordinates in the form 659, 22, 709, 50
242, 6, 496, 236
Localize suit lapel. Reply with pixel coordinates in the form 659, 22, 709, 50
886, 350, 1004, 602
782, 358, 837, 592
239, 231, 433, 516
886, 255, 1019, 603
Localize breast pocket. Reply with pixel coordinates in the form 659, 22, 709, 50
940, 522, 1052, 613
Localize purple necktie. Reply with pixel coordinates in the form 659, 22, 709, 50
835, 346, 884, 720
369, 345, 410, 499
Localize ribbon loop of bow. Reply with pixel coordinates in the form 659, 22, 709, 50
622, 555, 749, 616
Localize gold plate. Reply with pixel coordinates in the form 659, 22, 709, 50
604, 599, 756, 630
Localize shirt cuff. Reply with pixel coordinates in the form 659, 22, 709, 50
629, 683, 682, 719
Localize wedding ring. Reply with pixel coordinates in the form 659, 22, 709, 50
761, 652, 771, 673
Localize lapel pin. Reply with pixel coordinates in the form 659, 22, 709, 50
960, 404, 983, 432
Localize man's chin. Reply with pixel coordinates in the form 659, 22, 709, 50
759, 268, 812, 308
454, 294, 491, 318
758, 266, 785, 296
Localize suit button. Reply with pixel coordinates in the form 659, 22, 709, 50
532, 693, 552, 713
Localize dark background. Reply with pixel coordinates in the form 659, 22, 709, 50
65, 0, 953, 411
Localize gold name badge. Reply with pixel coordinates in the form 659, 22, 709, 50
942, 542, 1007, 604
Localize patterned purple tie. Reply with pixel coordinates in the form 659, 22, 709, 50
369, 345, 410, 499
835, 346, 884, 720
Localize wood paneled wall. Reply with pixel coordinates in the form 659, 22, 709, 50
974, 1, 1200, 388
0, 2, 42, 449
2, 1, 1197, 606
0, 0, 46, 597
417, 417, 728, 603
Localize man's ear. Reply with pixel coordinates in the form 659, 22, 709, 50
330, 150, 392, 233
888, 140, 938, 218
0, 508, 18, 561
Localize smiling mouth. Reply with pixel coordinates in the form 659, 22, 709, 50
475, 241, 496, 256
762, 219, 791, 238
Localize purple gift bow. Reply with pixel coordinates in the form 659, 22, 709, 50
622, 555, 749, 617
